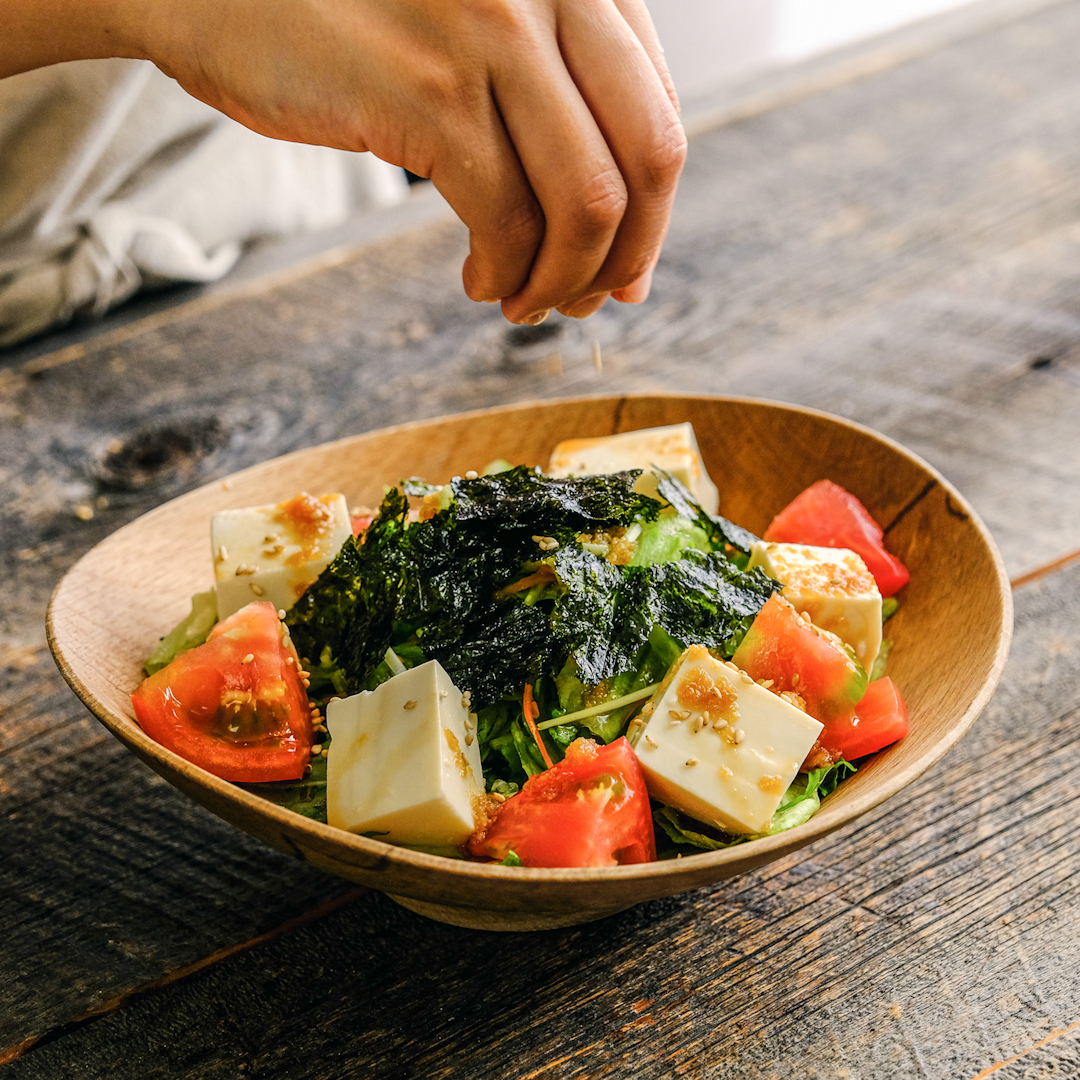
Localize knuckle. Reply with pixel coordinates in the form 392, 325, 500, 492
638, 121, 688, 194
490, 200, 545, 253
568, 172, 628, 243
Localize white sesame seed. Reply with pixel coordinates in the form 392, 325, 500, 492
234, 564, 257, 576
692, 716, 707, 733
241, 653, 254, 664
734, 728, 746, 745
791, 672, 800, 687
277, 609, 287, 620
312, 744, 323, 754
403, 700, 417, 710
686, 758, 699, 767
531, 535, 544, 543
286, 657, 295, 665
738, 672, 754, 685
491, 792, 506, 803
250, 583, 265, 596
465, 733, 474, 746
465, 470, 478, 480
668, 709, 690, 721
321, 748, 328, 757
713, 717, 728, 730
758, 679, 774, 689
438, 690, 448, 699
644, 734, 658, 749
218, 545, 229, 561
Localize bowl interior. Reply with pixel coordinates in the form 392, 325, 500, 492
47, 395, 1012, 930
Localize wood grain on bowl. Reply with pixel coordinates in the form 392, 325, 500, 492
46, 395, 1012, 931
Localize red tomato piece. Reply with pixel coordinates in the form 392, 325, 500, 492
132, 601, 313, 782
350, 514, 374, 536
732, 595, 867, 724
764, 480, 910, 597
818, 677, 909, 760
468, 737, 656, 868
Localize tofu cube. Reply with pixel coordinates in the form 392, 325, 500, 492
212, 492, 352, 619
325, 661, 484, 848
628, 645, 822, 834
747, 542, 882, 672
548, 423, 720, 514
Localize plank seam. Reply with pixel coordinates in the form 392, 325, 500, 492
0, 887, 368, 1067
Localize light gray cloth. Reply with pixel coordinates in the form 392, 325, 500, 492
0, 59, 408, 346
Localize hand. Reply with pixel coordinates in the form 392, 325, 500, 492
138, 0, 687, 323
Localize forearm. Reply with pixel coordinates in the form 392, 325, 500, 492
0, 0, 152, 78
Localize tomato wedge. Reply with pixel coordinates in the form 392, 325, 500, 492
468, 737, 656, 867
732, 594, 867, 724
764, 480, 910, 597
132, 601, 313, 782
817, 677, 909, 760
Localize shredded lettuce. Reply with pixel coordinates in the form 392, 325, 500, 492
144, 590, 218, 675
653, 760, 857, 855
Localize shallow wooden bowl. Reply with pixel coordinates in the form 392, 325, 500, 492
47, 395, 1012, 931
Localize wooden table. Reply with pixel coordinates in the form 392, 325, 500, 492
4, 2, 1080, 1075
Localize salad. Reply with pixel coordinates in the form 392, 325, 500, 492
131, 423, 910, 867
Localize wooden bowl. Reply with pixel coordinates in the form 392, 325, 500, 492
47, 395, 1012, 931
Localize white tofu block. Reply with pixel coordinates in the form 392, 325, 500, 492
629, 645, 822, 834
747, 542, 882, 672
325, 661, 484, 848
547, 423, 720, 515
212, 492, 352, 619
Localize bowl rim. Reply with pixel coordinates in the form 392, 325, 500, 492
46, 392, 1014, 886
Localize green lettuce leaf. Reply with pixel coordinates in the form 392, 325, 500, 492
144, 590, 218, 676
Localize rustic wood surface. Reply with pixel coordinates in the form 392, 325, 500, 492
4, 0, 1080, 1074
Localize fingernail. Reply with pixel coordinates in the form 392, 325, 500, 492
522, 309, 551, 326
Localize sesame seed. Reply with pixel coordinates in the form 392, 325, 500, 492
321, 748, 328, 757
491, 792, 506, 803
403, 700, 417, 710
74, 504, 94, 521
438, 690, 448, 699
791, 673, 800, 686
465, 470, 478, 480
298, 669, 310, 678
644, 734, 658, 749
312, 744, 323, 754
719, 765, 733, 778
738, 672, 754, 685
758, 679, 774, 689
218, 545, 229, 561
277, 609, 287, 620
263, 535, 279, 544
241, 653, 254, 664
234, 564, 257, 576
692, 716, 707, 733
250, 583, 265, 596
734, 729, 746, 745
465, 733, 474, 746
286, 657, 295, 665
713, 717, 728, 729
668, 709, 690, 721
686, 758, 699, 767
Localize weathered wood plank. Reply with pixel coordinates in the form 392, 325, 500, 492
4, 559, 1080, 1080
5, 0, 1080, 1069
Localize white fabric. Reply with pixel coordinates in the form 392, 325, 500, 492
0, 59, 409, 346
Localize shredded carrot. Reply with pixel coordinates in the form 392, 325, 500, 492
522, 683, 554, 770
496, 565, 557, 598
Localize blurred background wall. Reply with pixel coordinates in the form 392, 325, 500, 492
646, 0, 979, 98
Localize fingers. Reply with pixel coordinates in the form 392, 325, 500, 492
489, 5, 630, 324
553, 0, 685, 316
425, 93, 547, 303
609, 0, 681, 117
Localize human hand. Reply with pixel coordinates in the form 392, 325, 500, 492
138, 0, 686, 323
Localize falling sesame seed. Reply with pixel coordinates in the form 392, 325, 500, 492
74, 504, 94, 521
403, 700, 417, 710
218, 545, 229, 561
734, 729, 746, 745
644, 734, 658, 749
250, 583, 265, 596
592, 340, 603, 373
465, 470, 478, 480
241, 653, 254, 664
686, 758, 699, 767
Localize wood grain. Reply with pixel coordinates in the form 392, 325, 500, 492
5, 558, 1079, 1080
5, 0, 1080, 1070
